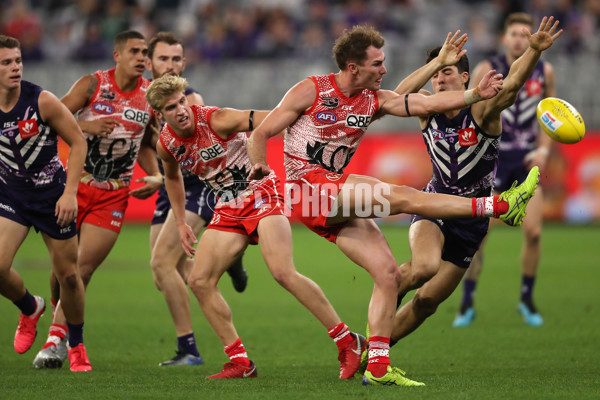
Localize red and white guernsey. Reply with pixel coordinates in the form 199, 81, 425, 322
78, 67, 152, 190
284, 73, 379, 181
159, 105, 276, 205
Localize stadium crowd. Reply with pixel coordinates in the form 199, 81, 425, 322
2, 0, 599, 64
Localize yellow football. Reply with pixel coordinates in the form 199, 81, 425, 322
536, 97, 585, 144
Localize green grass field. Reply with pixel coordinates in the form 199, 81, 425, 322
1, 223, 599, 400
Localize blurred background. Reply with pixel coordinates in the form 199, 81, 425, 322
3, 0, 600, 223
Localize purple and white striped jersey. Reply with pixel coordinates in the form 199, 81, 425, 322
0, 80, 65, 188
489, 55, 546, 152
421, 108, 499, 197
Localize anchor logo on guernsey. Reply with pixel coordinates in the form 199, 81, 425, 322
18, 119, 40, 139
458, 127, 478, 147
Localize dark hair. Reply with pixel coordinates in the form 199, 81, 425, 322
114, 30, 145, 51
504, 12, 534, 31
148, 32, 184, 60
333, 25, 385, 70
426, 46, 470, 89
0, 35, 21, 50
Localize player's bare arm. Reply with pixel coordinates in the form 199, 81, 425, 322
61, 74, 121, 138
210, 108, 270, 139
247, 78, 315, 180
39, 90, 87, 226
131, 120, 163, 199
475, 16, 562, 127
157, 143, 197, 257
395, 30, 468, 95
380, 69, 503, 117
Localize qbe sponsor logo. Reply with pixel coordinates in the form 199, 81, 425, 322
345, 114, 371, 128
198, 143, 225, 161
123, 107, 150, 125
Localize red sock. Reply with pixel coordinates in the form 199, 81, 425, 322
366, 336, 390, 378
42, 323, 67, 350
472, 196, 508, 218
224, 338, 251, 367
328, 322, 353, 351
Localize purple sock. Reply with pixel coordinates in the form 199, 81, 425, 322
67, 322, 84, 347
177, 333, 200, 357
13, 290, 36, 315
521, 275, 536, 300
461, 279, 477, 306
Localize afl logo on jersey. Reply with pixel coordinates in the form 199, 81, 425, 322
432, 129, 445, 141
180, 158, 195, 169
93, 102, 115, 115
316, 111, 338, 124
111, 210, 123, 219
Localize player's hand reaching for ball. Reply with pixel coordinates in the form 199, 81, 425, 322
526, 16, 563, 53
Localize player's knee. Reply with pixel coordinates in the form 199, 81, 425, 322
410, 260, 438, 287
373, 261, 402, 292
525, 227, 541, 246
187, 274, 212, 294
76, 262, 98, 287
270, 268, 296, 290
57, 271, 80, 292
412, 291, 439, 318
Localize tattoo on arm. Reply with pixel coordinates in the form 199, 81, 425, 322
85, 75, 98, 99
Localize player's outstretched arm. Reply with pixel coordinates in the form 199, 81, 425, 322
39, 90, 86, 227
157, 143, 197, 257
395, 30, 468, 95
482, 16, 563, 114
247, 79, 315, 180
380, 69, 503, 117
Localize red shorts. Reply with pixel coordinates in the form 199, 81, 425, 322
77, 182, 129, 233
286, 169, 350, 243
207, 176, 285, 245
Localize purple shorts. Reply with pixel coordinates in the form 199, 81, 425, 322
0, 177, 77, 240
494, 149, 530, 192
151, 175, 217, 226
411, 214, 489, 269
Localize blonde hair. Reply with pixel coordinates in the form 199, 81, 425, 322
145, 74, 188, 111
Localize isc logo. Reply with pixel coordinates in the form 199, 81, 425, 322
198, 143, 225, 161
540, 111, 563, 132
123, 108, 150, 125
345, 114, 371, 128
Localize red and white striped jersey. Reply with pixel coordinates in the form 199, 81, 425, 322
284, 73, 379, 181
78, 67, 152, 190
159, 105, 275, 204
